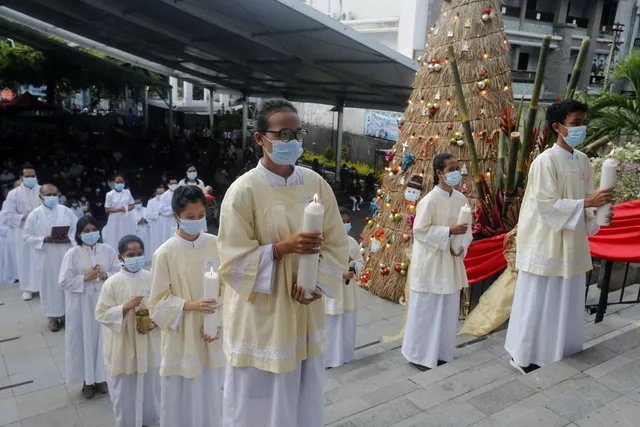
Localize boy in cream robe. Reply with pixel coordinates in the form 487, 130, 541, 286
217, 98, 349, 427
402, 153, 472, 371
324, 208, 363, 368
149, 185, 224, 427
96, 235, 161, 427
505, 100, 614, 374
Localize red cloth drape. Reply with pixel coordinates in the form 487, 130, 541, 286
465, 200, 640, 284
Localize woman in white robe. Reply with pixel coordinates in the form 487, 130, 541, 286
131, 198, 152, 263
95, 235, 161, 427
325, 208, 363, 368
102, 175, 136, 249
157, 179, 178, 245
149, 185, 224, 427
178, 164, 205, 189
59, 215, 120, 399
402, 153, 473, 371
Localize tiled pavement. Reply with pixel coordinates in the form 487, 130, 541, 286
2, 279, 640, 427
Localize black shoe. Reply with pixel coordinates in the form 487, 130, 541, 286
410, 362, 430, 372
510, 358, 541, 375
437, 360, 447, 366
58, 317, 65, 329
82, 382, 95, 399
96, 381, 109, 394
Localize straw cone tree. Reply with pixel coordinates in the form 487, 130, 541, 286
359, 0, 513, 303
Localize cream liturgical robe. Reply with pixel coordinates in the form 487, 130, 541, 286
1, 184, 41, 292
96, 269, 161, 427
218, 166, 349, 374
402, 186, 473, 369
59, 244, 120, 386
23, 204, 77, 318
506, 145, 600, 368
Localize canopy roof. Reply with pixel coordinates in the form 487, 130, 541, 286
0, 0, 419, 111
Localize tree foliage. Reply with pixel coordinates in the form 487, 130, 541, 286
0, 40, 45, 86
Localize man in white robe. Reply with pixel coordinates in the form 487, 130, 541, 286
402, 153, 472, 371
23, 184, 77, 332
145, 186, 164, 256
0, 212, 17, 286
0, 167, 41, 300
505, 100, 615, 374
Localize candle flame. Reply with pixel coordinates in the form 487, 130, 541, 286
609, 149, 615, 157
313, 194, 318, 203
210, 267, 215, 274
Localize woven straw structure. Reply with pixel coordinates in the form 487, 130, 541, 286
360, 0, 514, 303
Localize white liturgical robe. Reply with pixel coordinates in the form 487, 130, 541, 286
0, 184, 41, 292
145, 196, 162, 256
59, 243, 120, 385
131, 206, 152, 263
0, 213, 17, 286
506, 144, 600, 368
103, 189, 136, 249
96, 269, 161, 427
23, 204, 77, 318
218, 161, 349, 427
157, 190, 176, 245
402, 186, 472, 369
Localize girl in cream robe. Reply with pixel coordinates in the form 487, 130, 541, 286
95, 240, 161, 427
324, 209, 363, 368
59, 217, 120, 396
149, 195, 224, 427
402, 154, 472, 370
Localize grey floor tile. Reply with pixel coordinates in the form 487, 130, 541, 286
9, 364, 64, 396
491, 393, 551, 426
519, 362, 580, 392
545, 381, 621, 422
324, 396, 372, 425
0, 376, 13, 401
14, 385, 71, 420
573, 395, 640, 427
562, 345, 618, 372
502, 407, 569, 427
468, 418, 502, 427
467, 379, 536, 416
0, 359, 6, 378
408, 363, 460, 388
41, 330, 65, 349
625, 386, 640, 403
75, 398, 115, 427
448, 349, 497, 372
542, 373, 596, 400
337, 398, 422, 427
0, 334, 47, 357
596, 360, 640, 393
584, 354, 632, 379
21, 407, 81, 427
4, 349, 55, 376
422, 402, 486, 427
0, 397, 20, 426
598, 329, 640, 355
359, 379, 419, 407
452, 374, 520, 405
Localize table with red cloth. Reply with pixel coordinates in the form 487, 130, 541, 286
465, 200, 640, 284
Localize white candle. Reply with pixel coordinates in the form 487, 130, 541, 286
296, 194, 325, 299
452, 204, 472, 252
203, 268, 220, 337
596, 154, 618, 226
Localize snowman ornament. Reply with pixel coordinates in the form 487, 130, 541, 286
403, 175, 424, 206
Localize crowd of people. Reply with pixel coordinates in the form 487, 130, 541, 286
0, 97, 613, 427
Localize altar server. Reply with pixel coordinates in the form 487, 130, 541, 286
145, 186, 164, 255
96, 235, 161, 427
325, 207, 363, 368
131, 198, 152, 263
0, 212, 17, 286
103, 175, 136, 249
157, 179, 178, 244
149, 185, 224, 427
402, 153, 472, 371
217, 98, 349, 427
505, 100, 614, 374
0, 167, 40, 300
23, 184, 77, 332
59, 216, 120, 399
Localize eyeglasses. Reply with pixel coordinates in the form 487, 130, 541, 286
260, 128, 308, 143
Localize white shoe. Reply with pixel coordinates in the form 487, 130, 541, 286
22, 291, 33, 301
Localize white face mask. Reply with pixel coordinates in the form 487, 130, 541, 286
168, 184, 178, 191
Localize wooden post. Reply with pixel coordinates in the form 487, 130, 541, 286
503, 131, 521, 215
497, 132, 506, 190
447, 45, 484, 199
564, 39, 590, 99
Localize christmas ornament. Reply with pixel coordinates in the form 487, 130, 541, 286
407, 213, 415, 230
447, 122, 454, 130
477, 80, 486, 90
461, 163, 469, 176
376, 188, 383, 197
484, 7, 493, 15
371, 240, 381, 253
481, 14, 490, 22
400, 269, 407, 276
416, 55, 423, 64
404, 175, 423, 205
401, 153, 415, 172
462, 40, 470, 53
360, 247, 366, 254
392, 166, 400, 175
400, 262, 408, 270
480, 109, 487, 118
426, 102, 433, 109
399, 176, 405, 185
433, 103, 439, 110
484, 78, 491, 86
370, 201, 378, 217
428, 64, 434, 72
431, 58, 439, 65
391, 208, 398, 215
464, 19, 471, 29
385, 151, 394, 163
401, 140, 409, 153
433, 63, 442, 72
435, 91, 441, 101
401, 233, 411, 241
461, 180, 469, 193
456, 139, 465, 147
394, 264, 401, 273
393, 213, 402, 221
367, 219, 375, 227
447, 30, 454, 38
454, 131, 463, 139
429, 107, 437, 116
450, 137, 458, 145
479, 68, 487, 77
385, 192, 391, 204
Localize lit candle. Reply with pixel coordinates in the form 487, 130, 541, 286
297, 194, 325, 299
452, 204, 472, 252
203, 268, 220, 337
596, 151, 618, 226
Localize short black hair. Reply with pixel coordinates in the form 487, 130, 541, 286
75, 216, 102, 246
118, 234, 144, 255
433, 152, 455, 185
113, 174, 125, 181
339, 207, 352, 217
171, 185, 206, 214
546, 99, 588, 135
185, 163, 196, 171
256, 98, 298, 132
21, 166, 35, 176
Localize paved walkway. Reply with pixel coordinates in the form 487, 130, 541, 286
2, 277, 640, 426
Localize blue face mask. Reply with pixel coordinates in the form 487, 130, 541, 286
23, 177, 37, 188
135, 203, 143, 210
179, 218, 206, 235
123, 256, 145, 272
344, 223, 352, 234
72, 203, 78, 208
81, 231, 100, 246
114, 183, 125, 191
560, 125, 587, 148
444, 171, 462, 187
264, 139, 304, 166
44, 196, 59, 208
81, 197, 87, 202
187, 172, 198, 180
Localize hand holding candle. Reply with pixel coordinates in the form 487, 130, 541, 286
596, 151, 618, 226
296, 194, 325, 299
452, 204, 472, 252
203, 268, 221, 338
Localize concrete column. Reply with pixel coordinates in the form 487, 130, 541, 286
519, 0, 528, 31
578, 0, 605, 90
168, 88, 173, 139
614, 0, 636, 61
183, 81, 193, 106
170, 77, 179, 105
544, 24, 575, 99
334, 101, 344, 183
208, 88, 214, 136
144, 86, 149, 133
242, 97, 248, 151
553, 0, 570, 25
631, 1, 640, 55
398, 0, 428, 59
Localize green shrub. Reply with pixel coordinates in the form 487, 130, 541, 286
300, 150, 382, 181
323, 146, 335, 161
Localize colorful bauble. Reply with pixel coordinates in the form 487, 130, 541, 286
450, 137, 458, 145
391, 208, 398, 215
401, 233, 411, 241
477, 80, 486, 90
377, 188, 383, 196
394, 264, 402, 272
454, 131, 463, 139
400, 263, 408, 270
417, 56, 423, 63
481, 14, 490, 22
433, 103, 439, 110
400, 269, 407, 276
367, 220, 375, 227
433, 63, 442, 72
393, 213, 402, 221
457, 139, 465, 147
484, 78, 491, 86
426, 102, 433, 109
484, 7, 493, 15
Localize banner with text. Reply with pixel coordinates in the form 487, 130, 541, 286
364, 109, 402, 142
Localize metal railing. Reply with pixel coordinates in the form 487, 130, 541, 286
585, 260, 639, 323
